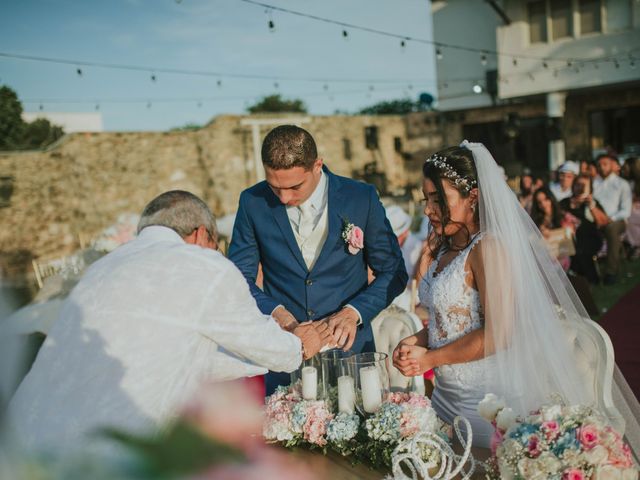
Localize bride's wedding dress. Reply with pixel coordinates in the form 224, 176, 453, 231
420, 233, 494, 448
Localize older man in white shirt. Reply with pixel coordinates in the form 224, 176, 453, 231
8, 190, 330, 456
593, 154, 633, 284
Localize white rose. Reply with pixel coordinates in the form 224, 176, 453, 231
595, 465, 623, 480
541, 405, 562, 421
584, 445, 609, 465
498, 457, 515, 480
496, 407, 517, 431
478, 393, 505, 422
537, 452, 561, 474
622, 468, 639, 480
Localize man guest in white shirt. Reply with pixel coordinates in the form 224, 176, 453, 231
9, 190, 331, 455
593, 154, 633, 284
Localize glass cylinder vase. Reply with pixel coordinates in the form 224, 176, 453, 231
348, 352, 390, 416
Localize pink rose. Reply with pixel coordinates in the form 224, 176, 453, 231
527, 435, 542, 458
347, 226, 364, 254
578, 424, 600, 450
542, 420, 560, 441
563, 469, 585, 480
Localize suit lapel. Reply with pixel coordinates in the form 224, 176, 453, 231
312, 168, 345, 271
271, 197, 308, 272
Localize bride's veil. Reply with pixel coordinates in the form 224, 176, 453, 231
462, 140, 639, 461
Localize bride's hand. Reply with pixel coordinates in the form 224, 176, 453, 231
393, 344, 431, 377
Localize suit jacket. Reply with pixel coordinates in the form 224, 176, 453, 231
229, 166, 408, 354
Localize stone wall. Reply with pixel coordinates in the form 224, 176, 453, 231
0, 113, 426, 278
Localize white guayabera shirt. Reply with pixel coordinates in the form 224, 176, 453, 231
8, 226, 301, 455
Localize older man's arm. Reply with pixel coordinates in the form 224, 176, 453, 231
198, 260, 330, 373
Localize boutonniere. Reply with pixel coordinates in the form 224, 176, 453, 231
341, 219, 364, 255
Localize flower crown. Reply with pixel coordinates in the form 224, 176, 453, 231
425, 154, 477, 193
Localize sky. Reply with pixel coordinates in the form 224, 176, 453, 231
0, 0, 437, 131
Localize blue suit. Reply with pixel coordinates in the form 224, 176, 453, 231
228, 167, 408, 393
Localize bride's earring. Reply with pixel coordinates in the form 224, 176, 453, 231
470, 202, 477, 213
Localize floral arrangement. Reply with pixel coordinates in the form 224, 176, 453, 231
478, 394, 638, 480
341, 220, 364, 255
263, 384, 448, 469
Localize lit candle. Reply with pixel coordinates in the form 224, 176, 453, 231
337, 375, 355, 414
301, 366, 317, 400
360, 366, 382, 413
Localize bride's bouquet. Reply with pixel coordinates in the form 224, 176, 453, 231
478, 394, 638, 480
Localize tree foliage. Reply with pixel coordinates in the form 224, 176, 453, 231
358, 98, 421, 115
0, 85, 65, 151
247, 94, 307, 114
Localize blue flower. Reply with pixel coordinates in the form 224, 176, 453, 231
551, 428, 580, 456
327, 413, 360, 443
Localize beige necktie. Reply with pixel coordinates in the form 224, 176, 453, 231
298, 203, 314, 239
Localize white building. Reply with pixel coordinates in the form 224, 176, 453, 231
432, 0, 640, 170
22, 112, 104, 133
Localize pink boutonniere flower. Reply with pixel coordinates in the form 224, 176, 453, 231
341, 220, 363, 255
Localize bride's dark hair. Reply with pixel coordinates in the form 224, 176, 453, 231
422, 146, 480, 257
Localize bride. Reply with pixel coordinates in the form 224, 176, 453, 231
393, 141, 637, 451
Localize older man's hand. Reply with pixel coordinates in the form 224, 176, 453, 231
272, 306, 298, 332
293, 322, 333, 360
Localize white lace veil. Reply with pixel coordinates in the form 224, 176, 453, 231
461, 140, 639, 461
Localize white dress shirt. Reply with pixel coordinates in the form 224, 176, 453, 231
9, 226, 301, 455
549, 182, 572, 202
593, 174, 632, 222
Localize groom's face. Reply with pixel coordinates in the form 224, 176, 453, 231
264, 158, 323, 206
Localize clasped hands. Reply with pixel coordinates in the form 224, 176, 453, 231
392, 342, 432, 377
273, 306, 358, 357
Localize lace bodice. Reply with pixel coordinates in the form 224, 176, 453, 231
419, 233, 489, 387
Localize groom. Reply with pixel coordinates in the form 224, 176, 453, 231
229, 125, 407, 393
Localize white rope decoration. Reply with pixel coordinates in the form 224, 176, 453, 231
385, 416, 477, 480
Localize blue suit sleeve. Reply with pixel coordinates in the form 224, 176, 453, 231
348, 185, 408, 323
228, 192, 280, 315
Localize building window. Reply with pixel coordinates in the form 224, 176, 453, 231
605, 0, 631, 32
528, 1, 548, 43
579, 0, 601, 34
342, 138, 352, 160
550, 0, 573, 40
364, 126, 379, 150
393, 137, 403, 153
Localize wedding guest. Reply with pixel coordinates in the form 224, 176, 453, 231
559, 174, 608, 284
593, 154, 632, 284
550, 161, 579, 201
8, 190, 331, 456
622, 157, 640, 258
531, 186, 564, 234
518, 170, 542, 214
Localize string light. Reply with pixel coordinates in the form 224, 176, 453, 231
151, 74, 157, 82
76, 68, 83, 77
436, 48, 443, 60
146, 101, 152, 108
273, 81, 279, 89
512, 58, 518, 66
400, 39, 406, 49
614, 60, 620, 69
217, 79, 222, 87
480, 53, 487, 66
323, 83, 329, 91
542, 61, 548, 69
342, 29, 349, 39
472, 83, 483, 94
39, 103, 43, 111
266, 8, 275, 32
95, 103, 100, 110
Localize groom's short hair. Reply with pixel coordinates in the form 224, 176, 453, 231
137, 190, 217, 240
261, 125, 318, 171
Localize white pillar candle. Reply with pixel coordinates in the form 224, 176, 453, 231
301, 366, 317, 400
360, 365, 382, 413
337, 375, 356, 414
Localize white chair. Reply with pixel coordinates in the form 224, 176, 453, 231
563, 314, 622, 431
371, 304, 426, 395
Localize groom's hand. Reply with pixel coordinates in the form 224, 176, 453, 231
293, 322, 333, 360
326, 308, 359, 351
